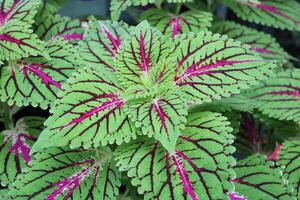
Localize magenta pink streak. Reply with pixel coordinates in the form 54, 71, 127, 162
267, 143, 282, 161
138, 32, 150, 73
152, 100, 171, 132
175, 59, 257, 84
250, 47, 274, 54
63, 33, 83, 41
242, 114, 260, 149
64, 94, 125, 127
270, 90, 300, 97
229, 192, 247, 200
9, 133, 35, 165
171, 17, 182, 39
100, 23, 121, 56
0, 34, 33, 47
172, 151, 199, 200
46, 163, 95, 200
21, 64, 62, 90
0, 1, 18, 26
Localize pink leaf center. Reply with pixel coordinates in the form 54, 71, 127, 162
171, 17, 182, 39
100, 22, 121, 56
21, 63, 63, 90
138, 32, 150, 73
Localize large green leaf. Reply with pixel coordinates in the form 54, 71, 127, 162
0, 38, 77, 109
234, 155, 291, 200
31, 66, 137, 152
0, 117, 44, 186
223, 0, 300, 31
115, 112, 235, 200
211, 21, 290, 62
140, 8, 212, 39
245, 69, 300, 122
279, 139, 300, 199
0, 0, 46, 62
9, 147, 121, 200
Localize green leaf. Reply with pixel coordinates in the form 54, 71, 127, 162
78, 18, 131, 72
279, 139, 300, 199
9, 147, 121, 200
0, 0, 46, 62
223, 0, 300, 31
32, 66, 137, 153
36, 0, 66, 19
0, 38, 77, 109
115, 111, 235, 200
0, 117, 44, 186
140, 8, 212, 39
211, 20, 290, 62
172, 32, 276, 103
245, 69, 300, 122
234, 155, 291, 200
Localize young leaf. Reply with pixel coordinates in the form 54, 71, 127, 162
9, 147, 121, 200
245, 69, 300, 122
172, 32, 276, 103
0, 38, 77, 109
125, 90, 188, 154
279, 139, 300, 199
78, 18, 130, 72
211, 21, 290, 62
115, 111, 236, 200
0, 0, 45, 62
35, 14, 83, 42
223, 0, 300, 31
32, 66, 137, 152
233, 155, 291, 200
140, 8, 212, 39
0, 117, 44, 186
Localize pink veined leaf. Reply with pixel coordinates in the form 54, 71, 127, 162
9, 147, 121, 200
0, 117, 44, 186
0, 0, 46, 61
115, 112, 236, 200
31, 66, 137, 152
170, 32, 275, 103
267, 143, 282, 161
78, 17, 131, 71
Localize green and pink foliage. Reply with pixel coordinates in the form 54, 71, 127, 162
0, 0, 299, 199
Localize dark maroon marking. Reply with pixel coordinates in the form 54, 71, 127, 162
63, 94, 125, 127
21, 63, 63, 90
241, 114, 260, 152
138, 32, 150, 73
175, 59, 257, 84
0, 1, 18, 26
62, 33, 83, 41
8, 133, 35, 165
172, 151, 199, 200
228, 192, 247, 200
149, 99, 171, 133
100, 22, 121, 56
255, 89, 300, 98
267, 143, 282, 161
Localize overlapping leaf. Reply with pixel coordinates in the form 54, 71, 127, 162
78, 18, 130, 71
36, 0, 66, 19
171, 32, 276, 103
140, 8, 212, 39
0, 117, 44, 186
246, 69, 300, 122
0, 38, 77, 109
211, 21, 290, 62
233, 155, 291, 200
0, 0, 45, 62
115, 112, 236, 200
223, 0, 300, 31
35, 14, 83, 42
9, 147, 121, 200
279, 140, 300, 199
32, 66, 137, 152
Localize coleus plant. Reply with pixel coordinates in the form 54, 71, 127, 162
0, 0, 300, 199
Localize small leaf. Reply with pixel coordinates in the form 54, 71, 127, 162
211, 21, 290, 62
245, 69, 300, 122
140, 8, 212, 39
0, 0, 46, 62
171, 32, 276, 103
0, 117, 44, 186
233, 155, 291, 200
115, 111, 235, 200
32, 66, 137, 152
223, 0, 300, 31
0, 38, 77, 109
279, 139, 300, 199
9, 147, 121, 200
78, 18, 130, 72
